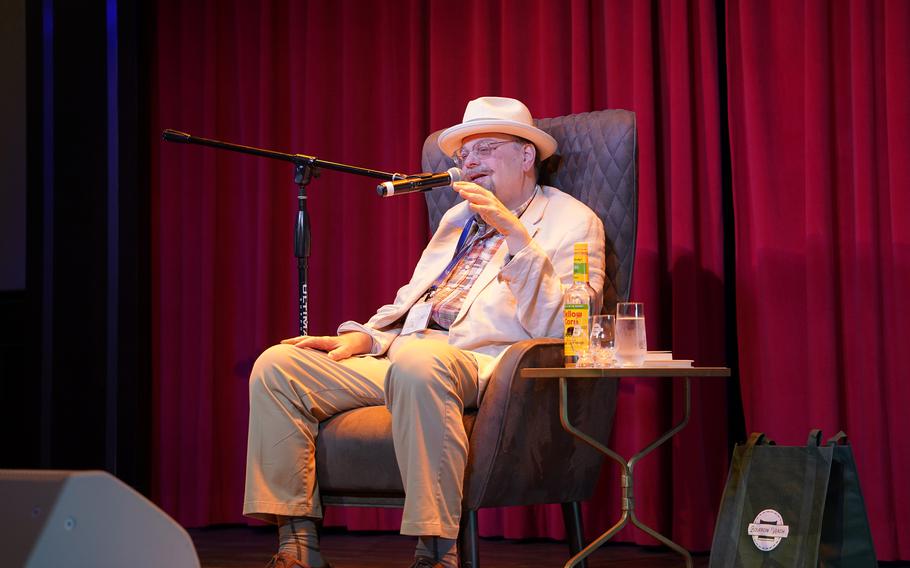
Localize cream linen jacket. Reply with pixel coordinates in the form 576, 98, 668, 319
338, 185, 606, 392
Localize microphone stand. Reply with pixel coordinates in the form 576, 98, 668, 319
162, 129, 405, 336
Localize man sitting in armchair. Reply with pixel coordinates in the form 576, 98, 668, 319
244, 96, 606, 568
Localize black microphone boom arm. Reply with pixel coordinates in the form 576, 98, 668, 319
162, 129, 404, 180
161, 128, 406, 337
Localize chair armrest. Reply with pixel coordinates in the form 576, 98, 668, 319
463, 339, 618, 510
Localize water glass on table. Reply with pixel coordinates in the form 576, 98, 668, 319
589, 314, 615, 367
615, 302, 647, 367
573, 325, 595, 368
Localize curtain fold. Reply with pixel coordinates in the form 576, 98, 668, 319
726, 0, 910, 559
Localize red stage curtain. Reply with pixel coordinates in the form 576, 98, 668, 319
726, 0, 910, 560
152, 0, 727, 551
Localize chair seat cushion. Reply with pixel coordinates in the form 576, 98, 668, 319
316, 405, 476, 496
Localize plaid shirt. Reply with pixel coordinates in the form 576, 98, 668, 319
429, 222, 505, 329
429, 188, 539, 330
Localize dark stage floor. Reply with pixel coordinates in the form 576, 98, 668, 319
189, 525, 711, 567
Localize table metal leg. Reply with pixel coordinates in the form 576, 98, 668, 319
558, 377, 694, 568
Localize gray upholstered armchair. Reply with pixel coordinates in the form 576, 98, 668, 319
316, 109, 637, 568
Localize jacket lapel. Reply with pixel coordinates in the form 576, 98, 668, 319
373, 205, 474, 327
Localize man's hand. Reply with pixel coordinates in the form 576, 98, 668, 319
281, 331, 373, 361
453, 181, 531, 249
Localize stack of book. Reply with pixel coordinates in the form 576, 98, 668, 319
643, 351, 694, 368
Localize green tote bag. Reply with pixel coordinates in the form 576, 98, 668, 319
709, 431, 876, 567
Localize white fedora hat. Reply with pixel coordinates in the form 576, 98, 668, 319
437, 96, 557, 160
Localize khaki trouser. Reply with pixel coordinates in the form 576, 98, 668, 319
243, 334, 479, 539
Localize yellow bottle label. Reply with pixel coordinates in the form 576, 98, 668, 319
573, 243, 589, 283
564, 303, 590, 367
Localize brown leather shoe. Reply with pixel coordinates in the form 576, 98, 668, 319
266, 551, 332, 568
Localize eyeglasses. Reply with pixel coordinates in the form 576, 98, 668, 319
453, 139, 519, 167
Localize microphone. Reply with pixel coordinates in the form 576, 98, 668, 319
377, 167, 463, 197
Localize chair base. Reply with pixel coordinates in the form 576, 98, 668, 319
562, 502, 587, 568
457, 502, 585, 568
458, 510, 479, 568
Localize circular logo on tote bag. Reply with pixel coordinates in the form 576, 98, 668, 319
747, 509, 790, 551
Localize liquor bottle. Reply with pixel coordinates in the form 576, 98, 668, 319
564, 242, 596, 367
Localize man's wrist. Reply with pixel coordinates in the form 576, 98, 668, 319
505, 230, 531, 255
340, 330, 373, 354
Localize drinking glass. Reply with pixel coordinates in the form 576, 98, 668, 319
573, 324, 595, 368
589, 314, 615, 367
614, 302, 647, 367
